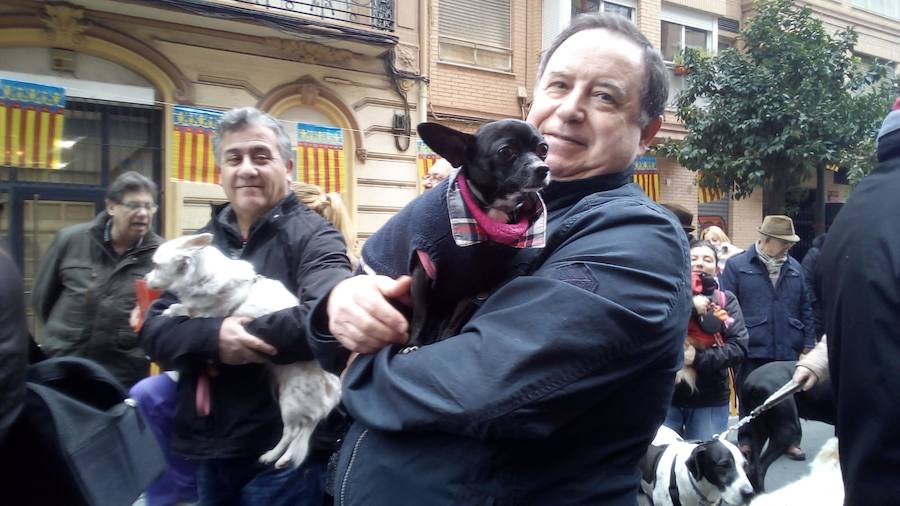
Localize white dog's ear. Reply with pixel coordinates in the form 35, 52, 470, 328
184, 233, 214, 249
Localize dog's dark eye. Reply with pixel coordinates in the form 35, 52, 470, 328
536, 142, 549, 160
718, 460, 734, 469
497, 146, 515, 162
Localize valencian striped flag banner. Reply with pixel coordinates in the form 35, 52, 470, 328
172, 106, 222, 184
296, 123, 345, 194
0, 79, 66, 169
417, 139, 438, 179
634, 156, 660, 202
698, 173, 725, 203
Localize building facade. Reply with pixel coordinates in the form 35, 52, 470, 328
0, 0, 424, 335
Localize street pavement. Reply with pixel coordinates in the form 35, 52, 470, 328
725, 417, 836, 492
757, 419, 836, 492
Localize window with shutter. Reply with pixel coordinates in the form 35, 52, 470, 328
438, 0, 512, 71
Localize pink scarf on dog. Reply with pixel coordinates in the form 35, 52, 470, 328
456, 171, 531, 246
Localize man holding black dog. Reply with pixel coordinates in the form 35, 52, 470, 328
308, 14, 691, 505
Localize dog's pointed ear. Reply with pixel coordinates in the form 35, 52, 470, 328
184, 233, 213, 249
686, 445, 706, 480
416, 122, 475, 168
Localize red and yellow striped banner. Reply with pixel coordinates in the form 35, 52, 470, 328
634, 171, 660, 202
0, 79, 65, 169
697, 172, 724, 203
634, 156, 660, 202
417, 139, 438, 179
172, 106, 221, 184
296, 124, 345, 194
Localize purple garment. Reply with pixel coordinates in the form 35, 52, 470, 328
130, 374, 198, 506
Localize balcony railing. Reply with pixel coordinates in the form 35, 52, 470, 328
232, 0, 395, 31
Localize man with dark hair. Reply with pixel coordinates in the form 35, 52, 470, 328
308, 13, 690, 505
821, 98, 900, 505
140, 107, 352, 505
32, 170, 162, 387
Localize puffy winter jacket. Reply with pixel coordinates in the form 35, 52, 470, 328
719, 245, 815, 360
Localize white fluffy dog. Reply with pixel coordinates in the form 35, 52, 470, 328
146, 233, 341, 469
750, 437, 842, 506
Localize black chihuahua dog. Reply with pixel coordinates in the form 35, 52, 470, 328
360, 119, 551, 347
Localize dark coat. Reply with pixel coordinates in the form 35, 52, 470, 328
821, 128, 900, 505
0, 243, 27, 445
31, 212, 162, 387
719, 246, 815, 361
672, 290, 748, 408
309, 172, 692, 505
140, 194, 352, 460
801, 234, 827, 339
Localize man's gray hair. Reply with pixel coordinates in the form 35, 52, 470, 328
106, 171, 157, 203
213, 107, 294, 168
536, 13, 669, 127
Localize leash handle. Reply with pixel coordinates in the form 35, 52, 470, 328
714, 380, 803, 439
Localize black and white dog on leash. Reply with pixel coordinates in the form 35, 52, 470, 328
640, 426, 755, 506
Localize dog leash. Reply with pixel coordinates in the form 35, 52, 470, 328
714, 380, 803, 439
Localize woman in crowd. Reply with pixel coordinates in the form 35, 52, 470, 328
665, 240, 749, 440
702, 225, 743, 272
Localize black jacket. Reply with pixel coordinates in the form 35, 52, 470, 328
309, 172, 692, 505
671, 290, 748, 408
140, 194, 352, 460
0, 244, 27, 445
801, 234, 826, 339
32, 212, 162, 388
822, 127, 900, 506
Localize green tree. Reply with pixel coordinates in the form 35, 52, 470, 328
656, 0, 898, 218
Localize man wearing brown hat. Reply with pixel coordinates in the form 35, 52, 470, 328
720, 214, 815, 460
661, 203, 695, 241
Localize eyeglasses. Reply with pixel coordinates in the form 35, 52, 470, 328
120, 201, 158, 212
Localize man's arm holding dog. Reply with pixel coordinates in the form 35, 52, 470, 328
692, 291, 749, 371
320, 204, 689, 438
243, 225, 352, 364
140, 292, 276, 368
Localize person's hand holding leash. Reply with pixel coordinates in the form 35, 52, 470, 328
792, 366, 819, 391
328, 275, 411, 354
218, 316, 277, 365
793, 336, 829, 391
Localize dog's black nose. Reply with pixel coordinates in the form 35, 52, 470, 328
740, 485, 755, 500
534, 164, 549, 180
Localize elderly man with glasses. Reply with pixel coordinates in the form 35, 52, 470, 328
32, 170, 163, 387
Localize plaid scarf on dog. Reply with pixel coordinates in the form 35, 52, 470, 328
447, 167, 546, 248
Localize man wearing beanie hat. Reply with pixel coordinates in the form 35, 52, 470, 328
720, 213, 814, 460
819, 97, 900, 504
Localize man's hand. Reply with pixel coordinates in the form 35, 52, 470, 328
793, 365, 819, 391
218, 316, 278, 365
129, 305, 141, 332
327, 275, 411, 354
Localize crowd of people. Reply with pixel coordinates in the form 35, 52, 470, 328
0, 11, 897, 506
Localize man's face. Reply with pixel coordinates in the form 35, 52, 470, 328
106, 191, 155, 244
759, 237, 794, 259
422, 167, 447, 190
527, 29, 661, 181
219, 123, 293, 223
